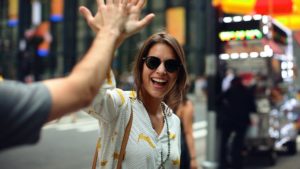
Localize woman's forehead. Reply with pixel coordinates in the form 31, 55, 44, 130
147, 43, 176, 59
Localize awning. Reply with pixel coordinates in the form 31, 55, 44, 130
213, 0, 300, 30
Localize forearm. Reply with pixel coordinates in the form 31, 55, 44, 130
186, 133, 197, 160
71, 31, 119, 89
45, 31, 120, 122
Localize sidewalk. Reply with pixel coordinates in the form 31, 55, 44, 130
188, 93, 208, 169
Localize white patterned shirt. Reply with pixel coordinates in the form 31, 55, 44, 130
85, 70, 181, 169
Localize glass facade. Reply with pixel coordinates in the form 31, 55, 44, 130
0, 0, 209, 81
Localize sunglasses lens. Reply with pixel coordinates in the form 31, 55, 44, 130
145, 57, 161, 70
165, 60, 180, 72
144, 56, 180, 73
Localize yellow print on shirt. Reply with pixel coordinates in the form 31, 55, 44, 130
87, 107, 96, 115
97, 137, 101, 150
138, 134, 156, 149
100, 160, 108, 166
111, 131, 118, 142
107, 70, 113, 85
169, 133, 176, 140
113, 152, 120, 160
116, 89, 125, 106
172, 158, 180, 166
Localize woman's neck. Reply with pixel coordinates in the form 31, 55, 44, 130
140, 91, 162, 116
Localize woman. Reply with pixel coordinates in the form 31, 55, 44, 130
81, 2, 188, 169
88, 32, 188, 168
175, 86, 198, 169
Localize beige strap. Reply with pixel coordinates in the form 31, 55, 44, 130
116, 111, 133, 169
92, 138, 100, 169
92, 109, 133, 169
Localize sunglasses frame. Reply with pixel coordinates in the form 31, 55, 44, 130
142, 56, 181, 73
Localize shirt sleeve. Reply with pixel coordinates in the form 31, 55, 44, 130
0, 80, 52, 151
85, 70, 128, 123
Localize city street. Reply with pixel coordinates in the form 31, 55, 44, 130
0, 114, 99, 169
1, 101, 300, 169
0, 110, 207, 169
2, 1, 300, 168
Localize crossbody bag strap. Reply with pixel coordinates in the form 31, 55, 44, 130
92, 106, 133, 169
116, 109, 133, 169
92, 138, 100, 169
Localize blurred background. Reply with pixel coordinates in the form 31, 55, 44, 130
3, 0, 300, 169
0, 0, 208, 83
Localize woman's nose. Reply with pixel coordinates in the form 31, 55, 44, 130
156, 62, 167, 74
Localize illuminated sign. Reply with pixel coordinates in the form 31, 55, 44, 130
8, 0, 18, 27
50, 0, 64, 22
219, 29, 263, 41
166, 7, 186, 45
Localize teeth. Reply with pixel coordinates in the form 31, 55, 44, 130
152, 78, 167, 83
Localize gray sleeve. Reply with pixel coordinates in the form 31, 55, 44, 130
0, 80, 52, 150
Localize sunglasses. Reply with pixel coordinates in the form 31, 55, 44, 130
143, 56, 181, 73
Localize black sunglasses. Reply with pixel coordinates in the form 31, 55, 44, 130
143, 56, 181, 73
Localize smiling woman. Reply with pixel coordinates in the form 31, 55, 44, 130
85, 32, 188, 169
133, 32, 188, 110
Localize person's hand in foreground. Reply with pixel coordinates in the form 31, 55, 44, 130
46, 0, 134, 121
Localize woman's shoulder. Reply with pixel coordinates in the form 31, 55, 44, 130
168, 113, 181, 131
106, 88, 136, 107
170, 112, 180, 122
164, 105, 180, 124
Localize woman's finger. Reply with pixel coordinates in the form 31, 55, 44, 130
136, 0, 146, 9
79, 6, 93, 22
137, 13, 155, 28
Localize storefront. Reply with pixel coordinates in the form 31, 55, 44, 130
217, 14, 294, 87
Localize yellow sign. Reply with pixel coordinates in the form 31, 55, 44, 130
8, 0, 18, 20
166, 7, 186, 45
51, 0, 64, 16
221, 0, 256, 14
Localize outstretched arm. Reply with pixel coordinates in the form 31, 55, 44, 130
45, 0, 130, 122
79, 0, 155, 47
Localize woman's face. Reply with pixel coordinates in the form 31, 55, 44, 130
141, 43, 179, 100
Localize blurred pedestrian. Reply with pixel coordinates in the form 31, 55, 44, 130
0, 0, 152, 151
175, 85, 198, 169
21, 22, 52, 81
222, 68, 235, 92
81, 1, 188, 168
218, 77, 256, 169
269, 86, 285, 107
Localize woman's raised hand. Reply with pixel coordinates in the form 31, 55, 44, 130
79, 0, 154, 38
122, 0, 155, 38
79, 0, 129, 36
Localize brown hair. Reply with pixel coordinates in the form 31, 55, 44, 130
132, 32, 188, 110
